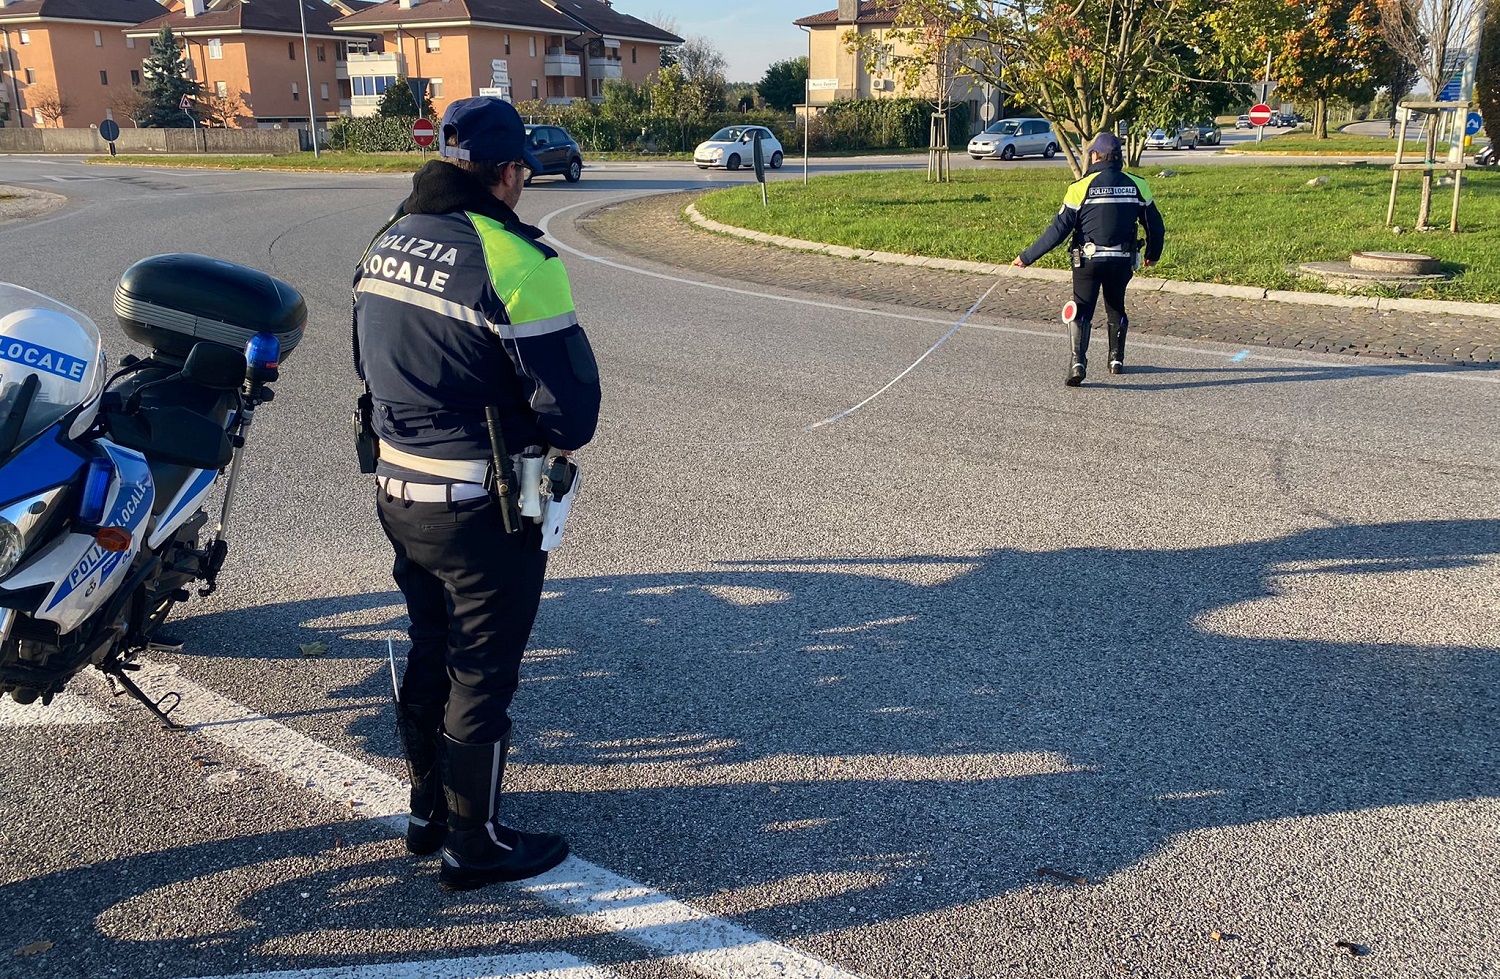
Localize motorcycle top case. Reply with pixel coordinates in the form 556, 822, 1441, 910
113, 253, 306, 364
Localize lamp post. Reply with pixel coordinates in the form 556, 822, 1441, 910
297, 0, 319, 158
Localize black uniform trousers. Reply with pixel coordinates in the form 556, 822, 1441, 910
376, 488, 548, 745
1071, 256, 1133, 365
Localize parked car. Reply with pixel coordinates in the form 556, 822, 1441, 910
1145, 128, 1185, 150
1235, 114, 1253, 129
523, 125, 583, 183
1194, 121, 1222, 145
694, 126, 784, 171
967, 118, 1059, 160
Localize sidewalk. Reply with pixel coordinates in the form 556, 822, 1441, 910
579, 191, 1500, 364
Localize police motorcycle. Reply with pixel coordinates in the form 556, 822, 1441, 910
0, 254, 304, 724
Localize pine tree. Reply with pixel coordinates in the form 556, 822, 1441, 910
141, 26, 199, 128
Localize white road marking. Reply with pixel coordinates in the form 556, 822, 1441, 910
536, 196, 1500, 387
131, 661, 865, 979
185, 952, 623, 979
0, 690, 113, 726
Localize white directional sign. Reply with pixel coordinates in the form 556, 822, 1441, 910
808, 78, 838, 91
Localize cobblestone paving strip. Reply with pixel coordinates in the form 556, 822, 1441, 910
577, 191, 1500, 365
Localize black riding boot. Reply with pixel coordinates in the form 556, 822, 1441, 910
439, 733, 569, 890
1067, 320, 1091, 386
395, 702, 449, 855
1108, 317, 1128, 374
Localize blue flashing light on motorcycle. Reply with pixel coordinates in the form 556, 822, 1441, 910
79, 456, 115, 525
0, 254, 306, 720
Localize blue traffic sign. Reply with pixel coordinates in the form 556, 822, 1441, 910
1466, 112, 1483, 136
98, 119, 119, 142
1439, 77, 1461, 101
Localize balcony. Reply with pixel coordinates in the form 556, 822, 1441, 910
543, 48, 580, 78
586, 57, 622, 82
344, 51, 406, 76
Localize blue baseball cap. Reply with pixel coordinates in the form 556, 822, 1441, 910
439, 97, 542, 172
1088, 131, 1123, 157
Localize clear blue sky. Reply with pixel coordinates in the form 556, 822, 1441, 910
636, 1, 817, 83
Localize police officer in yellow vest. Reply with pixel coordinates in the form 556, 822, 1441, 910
354, 97, 601, 890
1013, 132, 1164, 386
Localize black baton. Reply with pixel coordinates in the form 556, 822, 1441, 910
484, 406, 521, 534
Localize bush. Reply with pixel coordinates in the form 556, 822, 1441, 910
328, 115, 434, 153
801, 99, 971, 152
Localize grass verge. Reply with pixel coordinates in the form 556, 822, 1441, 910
693, 165, 1500, 303
1225, 132, 1456, 156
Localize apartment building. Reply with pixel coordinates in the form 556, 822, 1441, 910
127, 0, 374, 127
0, 0, 165, 128
795, 0, 983, 109
332, 0, 680, 117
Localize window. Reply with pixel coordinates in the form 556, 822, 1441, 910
215, 80, 227, 96
18, 29, 29, 44
131, 69, 141, 85
24, 68, 35, 84
632, 46, 636, 64
94, 30, 103, 47
289, 41, 296, 60
591, 78, 601, 98
429, 78, 443, 98
126, 36, 135, 49
424, 33, 440, 53
319, 83, 329, 100
504, 35, 510, 55
530, 79, 538, 99
528, 37, 536, 57
33, 109, 43, 124
292, 82, 299, 101
100, 70, 108, 85
317, 44, 326, 62
208, 38, 222, 59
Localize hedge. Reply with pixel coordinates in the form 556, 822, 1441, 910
327, 98, 972, 155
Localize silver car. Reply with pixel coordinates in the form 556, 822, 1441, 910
967, 118, 1059, 160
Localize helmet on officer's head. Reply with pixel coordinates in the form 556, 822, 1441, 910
0, 305, 105, 438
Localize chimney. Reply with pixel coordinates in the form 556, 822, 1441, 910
184, 0, 206, 17
838, 0, 859, 22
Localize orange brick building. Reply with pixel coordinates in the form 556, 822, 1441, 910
127, 0, 373, 127
0, 0, 677, 131
332, 0, 679, 116
0, 0, 165, 128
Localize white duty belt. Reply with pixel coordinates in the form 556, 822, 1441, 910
378, 440, 489, 484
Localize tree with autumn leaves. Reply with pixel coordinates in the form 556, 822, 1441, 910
1271, 0, 1387, 139
847, 0, 1420, 174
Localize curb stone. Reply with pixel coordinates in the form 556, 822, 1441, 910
684, 203, 1500, 321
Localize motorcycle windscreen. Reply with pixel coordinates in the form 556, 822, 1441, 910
0, 284, 106, 460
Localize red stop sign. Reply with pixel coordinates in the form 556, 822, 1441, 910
412, 118, 436, 148
1249, 103, 1274, 127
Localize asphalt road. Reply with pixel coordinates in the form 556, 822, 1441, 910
0, 157, 1496, 979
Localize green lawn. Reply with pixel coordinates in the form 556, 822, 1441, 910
1226, 132, 1456, 156
693, 165, 1500, 302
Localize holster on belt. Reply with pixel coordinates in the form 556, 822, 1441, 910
483, 406, 522, 534
354, 391, 378, 474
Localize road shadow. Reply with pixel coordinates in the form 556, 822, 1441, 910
2, 518, 1495, 974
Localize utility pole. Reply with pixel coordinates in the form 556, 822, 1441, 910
1450, 0, 1489, 163
298, 0, 319, 158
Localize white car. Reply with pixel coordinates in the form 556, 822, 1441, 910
1144, 128, 1184, 150
967, 117, 1058, 160
694, 126, 784, 171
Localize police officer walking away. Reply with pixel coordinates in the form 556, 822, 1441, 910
353, 97, 601, 890
1012, 132, 1164, 386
